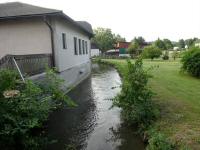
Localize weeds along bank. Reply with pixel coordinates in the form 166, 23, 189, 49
99, 58, 199, 150
0, 69, 76, 150
98, 58, 174, 149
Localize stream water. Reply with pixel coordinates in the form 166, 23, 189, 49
46, 63, 145, 150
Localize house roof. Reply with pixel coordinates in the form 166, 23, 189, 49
106, 49, 119, 53
0, 2, 61, 18
76, 21, 93, 35
0, 2, 93, 36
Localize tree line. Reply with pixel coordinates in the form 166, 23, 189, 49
91, 27, 126, 52
92, 27, 199, 54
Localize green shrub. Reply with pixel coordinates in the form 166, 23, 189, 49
0, 69, 19, 97
181, 47, 200, 77
147, 131, 175, 150
113, 59, 159, 130
162, 51, 169, 60
142, 45, 162, 60
162, 55, 169, 60
0, 68, 75, 149
172, 51, 179, 60
96, 57, 102, 63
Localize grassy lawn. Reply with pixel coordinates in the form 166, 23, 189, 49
102, 59, 200, 149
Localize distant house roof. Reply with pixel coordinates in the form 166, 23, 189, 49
0, 2, 93, 36
106, 49, 119, 53
116, 42, 131, 49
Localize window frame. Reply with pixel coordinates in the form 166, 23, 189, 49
74, 37, 78, 55
85, 41, 88, 54
62, 33, 67, 49
79, 39, 82, 55
82, 40, 85, 54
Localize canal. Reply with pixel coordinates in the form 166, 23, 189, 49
46, 63, 145, 150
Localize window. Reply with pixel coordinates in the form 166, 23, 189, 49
79, 39, 82, 54
74, 37, 78, 55
82, 40, 85, 54
85, 41, 88, 54
62, 33, 67, 49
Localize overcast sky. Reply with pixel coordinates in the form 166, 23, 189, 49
1, 0, 200, 42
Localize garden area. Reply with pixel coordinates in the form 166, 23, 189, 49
91, 29, 200, 149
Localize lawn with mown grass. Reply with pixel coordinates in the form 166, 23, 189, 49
102, 59, 200, 149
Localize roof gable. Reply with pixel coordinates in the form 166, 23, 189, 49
0, 2, 93, 36
0, 2, 61, 18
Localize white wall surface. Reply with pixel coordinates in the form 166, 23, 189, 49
91, 49, 100, 57
53, 17, 91, 72
195, 43, 200, 47
59, 61, 91, 89
0, 18, 52, 59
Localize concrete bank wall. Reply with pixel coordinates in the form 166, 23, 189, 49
30, 60, 91, 91
59, 60, 91, 90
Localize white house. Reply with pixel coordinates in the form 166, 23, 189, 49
173, 47, 179, 50
91, 43, 100, 57
0, 2, 93, 87
195, 40, 200, 47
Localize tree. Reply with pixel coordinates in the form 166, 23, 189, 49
113, 34, 126, 43
185, 39, 194, 48
142, 45, 162, 60
178, 39, 185, 49
162, 51, 169, 60
154, 38, 166, 50
163, 39, 173, 50
128, 42, 139, 57
131, 36, 146, 47
185, 38, 199, 48
91, 28, 115, 52
172, 50, 179, 60
91, 28, 126, 52
181, 47, 200, 77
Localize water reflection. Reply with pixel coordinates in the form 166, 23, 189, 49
107, 122, 145, 150
46, 77, 96, 150
46, 63, 144, 150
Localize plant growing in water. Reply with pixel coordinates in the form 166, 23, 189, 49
113, 58, 159, 131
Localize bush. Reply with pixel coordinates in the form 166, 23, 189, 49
0, 69, 19, 97
162, 55, 169, 60
147, 131, 175, 150
113, 59, 159, 130
142, 46, 162, 60
0, 69, 75, 149
162, 51, 169, 60
181, 47, 200, 77
172, 51, 179, 60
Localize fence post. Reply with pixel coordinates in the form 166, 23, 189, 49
12, 57, 25, 83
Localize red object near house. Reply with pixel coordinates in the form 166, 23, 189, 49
115, 42, 131, 49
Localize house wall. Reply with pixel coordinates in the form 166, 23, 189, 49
0, 18, 52, 59
91, 49, 100, 57
117, 42, 130, 48
52, 18, 91, 72
195, 43, 200, 47
0, 16, 92, 89
52, 17, 91, 88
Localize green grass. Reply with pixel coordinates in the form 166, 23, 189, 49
102, 59, 200, 149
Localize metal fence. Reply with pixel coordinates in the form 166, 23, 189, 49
0, 54, 53, 76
